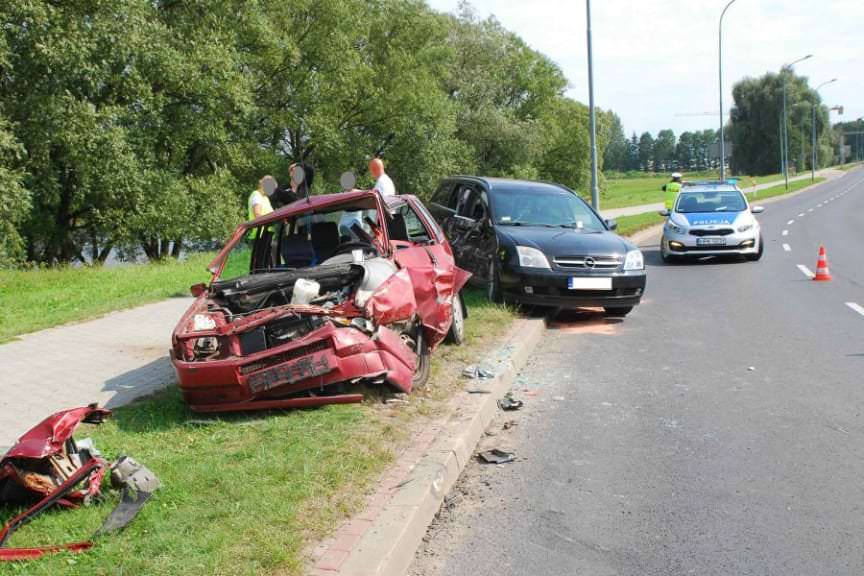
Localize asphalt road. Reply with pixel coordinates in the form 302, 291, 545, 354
410, 168, 864, 576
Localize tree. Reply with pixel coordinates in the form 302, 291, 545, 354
638, 132, 654, 171
653, 129, 676, 172
602, 112, 628, 172
627, 132, 640, 171
676, 131, 694, 171
730, 70, 826, 175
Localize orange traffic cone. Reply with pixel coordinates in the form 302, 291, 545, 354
813, 245, 832, 282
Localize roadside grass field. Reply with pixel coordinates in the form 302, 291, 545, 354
746, 177, 825, 201
0, 254, 215, 343
0, 289, 517, 576
615, 212, 666, 237
610, 175, 826, 238
594, 171, 786, 210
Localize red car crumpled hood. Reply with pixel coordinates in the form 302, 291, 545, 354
3, 406, 111, 461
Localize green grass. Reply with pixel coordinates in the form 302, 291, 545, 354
0, 254, 216, 343
593, 170, 807, 210
615, 212, 665, 237
610, 175, 828, 238
746, 177, 825, 201
837, 161, 863, 172
0, 288, 517, 576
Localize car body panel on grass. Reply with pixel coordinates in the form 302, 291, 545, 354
171, 190, 469, 412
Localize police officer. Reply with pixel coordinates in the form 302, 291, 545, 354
662, 172, 683, 210
248, 175, 277, 238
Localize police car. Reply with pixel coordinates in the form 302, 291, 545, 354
659, 182, 765, 262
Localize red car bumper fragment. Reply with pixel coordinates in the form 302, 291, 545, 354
173, 323, 417, 410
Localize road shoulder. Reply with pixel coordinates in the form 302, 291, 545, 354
306, 317, 545, 576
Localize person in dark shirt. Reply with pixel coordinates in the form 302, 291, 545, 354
271, 162, 316, 208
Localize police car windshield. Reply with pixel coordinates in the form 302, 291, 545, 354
491, 188, 605, 231
676, 191, 747, 213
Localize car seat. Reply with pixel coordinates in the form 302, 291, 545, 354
387, 212, 411, 242
280, 232, 315, 268
311, 221, 340, 261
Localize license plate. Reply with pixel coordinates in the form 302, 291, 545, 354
246, 353, 332, 394
568, 277, 613, 290
697, 238, 726, 246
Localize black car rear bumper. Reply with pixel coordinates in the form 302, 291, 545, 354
500, 267, 646, 309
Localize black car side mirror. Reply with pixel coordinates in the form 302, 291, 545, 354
605, 218, 618, 231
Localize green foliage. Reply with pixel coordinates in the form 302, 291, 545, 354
0, 0, 617, 266
0, 117, 28, 266
730, 70, 829, 176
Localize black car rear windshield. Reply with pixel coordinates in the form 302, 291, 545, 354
490, 187, 605, 231
676, 191, 747, 213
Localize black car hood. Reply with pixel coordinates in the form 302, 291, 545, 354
496, 225, 634, 257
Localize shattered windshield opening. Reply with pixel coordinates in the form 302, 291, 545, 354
216, 199, 382, 283
490, 187, 605, 231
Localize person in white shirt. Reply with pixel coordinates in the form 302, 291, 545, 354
369, 157, 396, 197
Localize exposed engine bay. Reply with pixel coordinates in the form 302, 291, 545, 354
171, 190, 470, 413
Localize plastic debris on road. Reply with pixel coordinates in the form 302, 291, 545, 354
462, 365, 496, 380
497, 392, 524, 411
477, 449, 515, 464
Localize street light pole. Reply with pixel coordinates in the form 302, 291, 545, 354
586, 0, 599, 211
812, 78, 837, 181
718, 0, 738, 182
780, 55, 812, 189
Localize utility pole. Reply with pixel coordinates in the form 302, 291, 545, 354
812, 79, 837, 181
586, 0, 599, 211
718, 0, 738, 181
780, 55, 812, 189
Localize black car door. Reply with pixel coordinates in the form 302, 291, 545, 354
458, 188, 497, 285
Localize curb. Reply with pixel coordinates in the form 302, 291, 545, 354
309, 317, 545, 576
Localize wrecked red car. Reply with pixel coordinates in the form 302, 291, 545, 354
171, 189, 470, 412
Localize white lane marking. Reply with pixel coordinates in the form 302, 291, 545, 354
808, 208, 814, 212
798, 212, 805, 217
797, 264, 815, 278
847, 303, 864, 318
782, 229, 789, 236
782, 243, 791, 252
787, 219, 795, 225
817, 203, 823, 208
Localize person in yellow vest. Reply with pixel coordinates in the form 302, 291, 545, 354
248, 175, 277, 239
662, 172, 683, 210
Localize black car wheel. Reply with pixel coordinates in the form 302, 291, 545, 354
603, 306, 633, 317
410, 328, 431, 389
487, 260, 503, 303
445, 292, 466, 345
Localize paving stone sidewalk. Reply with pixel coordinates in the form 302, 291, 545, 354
0, 297, 192, 448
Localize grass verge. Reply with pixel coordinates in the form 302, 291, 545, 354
0, 254, 214, 343
616, 212, 665, 237
0, 289, 517, 576
746, 177, 825, 202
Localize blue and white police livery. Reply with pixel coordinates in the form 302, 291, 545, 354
659, 182, 765, 262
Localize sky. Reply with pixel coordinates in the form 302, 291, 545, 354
426, 0, 864, 138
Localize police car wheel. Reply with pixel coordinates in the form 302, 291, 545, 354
745, 235, 764, 261
660, 240, 675, 263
